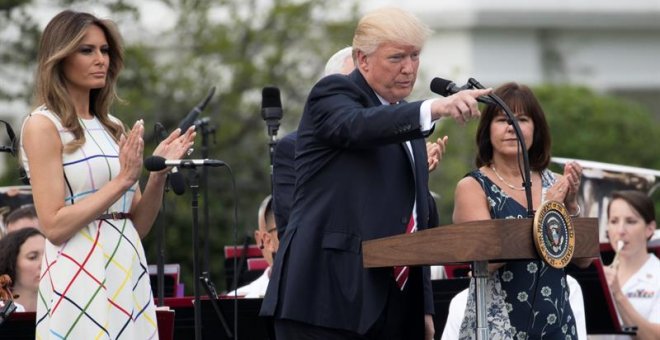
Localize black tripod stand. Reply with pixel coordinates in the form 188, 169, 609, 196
196, 117, 218, 295
145, 152, 230, 339
185, 165, 232, 340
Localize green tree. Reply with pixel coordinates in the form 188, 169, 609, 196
537, 85, 660, 170
1, 0, 359, 292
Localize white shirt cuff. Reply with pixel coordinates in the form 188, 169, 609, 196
420, 99, 437, 132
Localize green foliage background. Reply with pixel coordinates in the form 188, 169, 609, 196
1, 0, 658, 293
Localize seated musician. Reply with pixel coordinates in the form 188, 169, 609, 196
225, 195, 279, 298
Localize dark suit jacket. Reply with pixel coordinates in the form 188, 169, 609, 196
261, 70, 438, 335
272, 131, 297, 239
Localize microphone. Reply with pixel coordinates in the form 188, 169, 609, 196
144, 156, 225, 172
169, 167, 186, 194
0, 119, 17, 156
261, 86, 283, 137
430, 77, 495, 105
155, 123, 186, 195
178, 86, 216, 132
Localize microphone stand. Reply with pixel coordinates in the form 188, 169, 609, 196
467, 78, 533, 217
466, 78, 534, 340
156, 190, 169, 307
188, 167, 203, 340
185, 163, 232, 340
154, 124, 169, 307
197, 118, 217, 288
264, 121, 280, 192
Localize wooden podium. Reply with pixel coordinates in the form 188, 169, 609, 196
363, 217, 599, 339
363, 217, 599, 268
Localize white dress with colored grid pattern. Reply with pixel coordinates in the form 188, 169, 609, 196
20, 107, 158, 339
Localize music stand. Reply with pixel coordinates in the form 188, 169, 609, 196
166, 298, 271, 339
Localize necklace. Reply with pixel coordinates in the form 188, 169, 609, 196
490, 165, 525, 191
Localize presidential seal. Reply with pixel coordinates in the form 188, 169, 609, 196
533, 200, 575, 268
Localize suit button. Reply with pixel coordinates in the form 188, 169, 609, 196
401, 216, 408, 224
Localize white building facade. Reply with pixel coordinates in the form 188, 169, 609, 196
366, 0, 660, 115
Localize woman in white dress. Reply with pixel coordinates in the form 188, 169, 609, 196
20, 10, 195, 339
603, 190, 659, 339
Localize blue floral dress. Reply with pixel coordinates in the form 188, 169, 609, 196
458, 169, 577, 340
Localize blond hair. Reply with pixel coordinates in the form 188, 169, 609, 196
34, 10, 125, 153
352, 7, 432, 57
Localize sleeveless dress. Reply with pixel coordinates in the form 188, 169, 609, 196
458, 169, 577, 340
20, 107, 158, 339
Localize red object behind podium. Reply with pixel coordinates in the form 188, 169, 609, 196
156, 309, 175, 340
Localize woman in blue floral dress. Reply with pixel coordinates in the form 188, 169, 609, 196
452, 82, 587, 339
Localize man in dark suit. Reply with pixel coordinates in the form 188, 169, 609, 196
272, 47, 354, 239
261, 7, 490, 339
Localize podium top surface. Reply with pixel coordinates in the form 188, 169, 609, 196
363, 217, 599, 268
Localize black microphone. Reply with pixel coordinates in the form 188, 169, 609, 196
154, 123, 186, 195
178, 86, 216, 132
261, 86, 282, 137
0, 119, 17, 156
144, 156, 225, 172
430, 77, 495, 105
169, 167, 186, 194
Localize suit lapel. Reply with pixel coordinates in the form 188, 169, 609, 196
349, 70, 381, 107
350, 70, 420, 186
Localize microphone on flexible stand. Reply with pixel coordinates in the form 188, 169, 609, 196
145, 153, 232, 340
467, 76, 532, 217
430, 77, 496, 105
178, 86, 215, 280
431, 76, 533, 216
179, 87, 225, 339
432, 77, 535, 339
